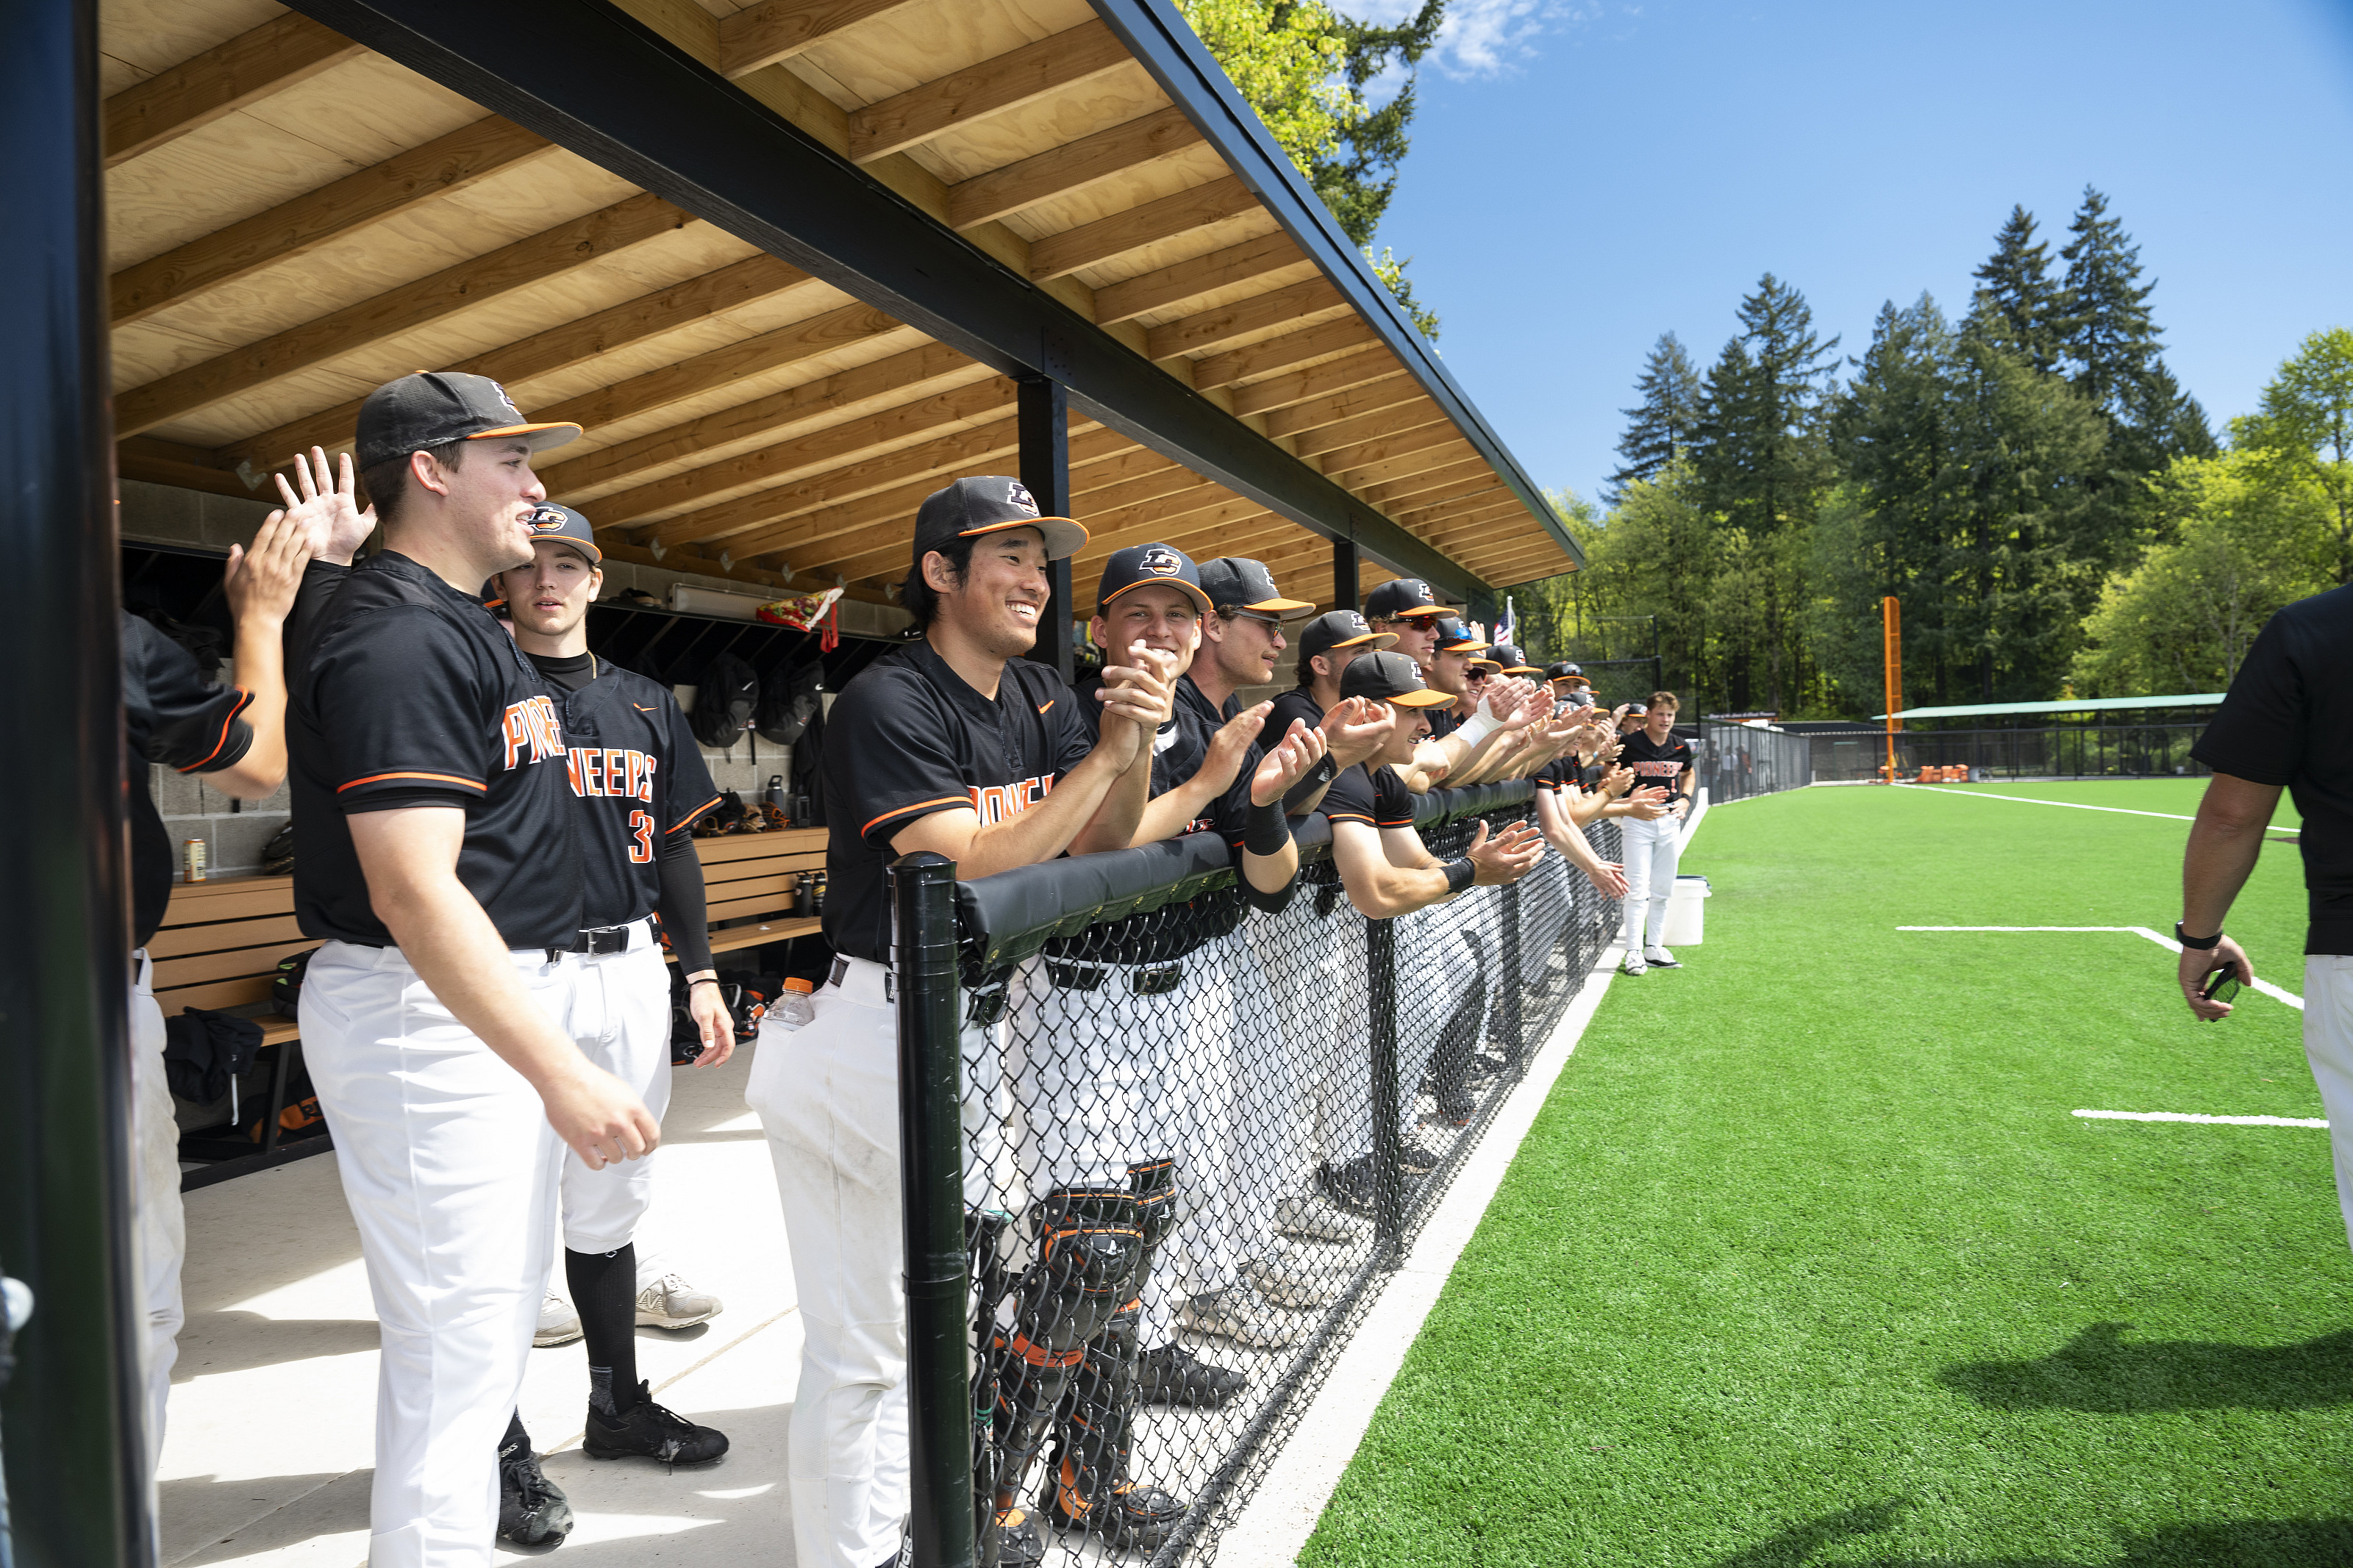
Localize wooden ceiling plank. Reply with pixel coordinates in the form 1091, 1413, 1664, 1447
719, 0, 930, 77
1332, 440, 1481, 492
849, 19, 1134, 164
1288, 401, 1452, 462
544, 337, 968, 498
946, 106, 1202, 230
110, 117, 556, 327
1191, 316, 1379, 393
104, 12, 365, 168
1316, 422, 1468, 480
593, 376, 1013, 528
1229, 344, 1404, 418
117, 434, 257, 499
115, 193, 689, 439
219, 253, 816, 473
1423, 504, 1537, 546
1395, 484, 1511, 528
1145, 276, 1349, 362
1091, 231, 1307, 326
1356, 455, 1490, 511
1262, 374, 1420, 442
832, 474, 1238, 583
1026, 174, 1258, 282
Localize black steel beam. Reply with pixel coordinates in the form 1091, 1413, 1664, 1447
1017, 376, 1074, 684
279, 0, 1526, 606
1330, 536, 1359, 612
0, 0, 149, 1562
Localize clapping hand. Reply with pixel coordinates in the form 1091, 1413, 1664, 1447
1251, 717, 1329, 806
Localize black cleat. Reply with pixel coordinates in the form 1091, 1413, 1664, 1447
1315, 1156, 1378, 1218
1051, 1456, 1186, 1551
582, 1382, 729, 1465
1398, 1134, 1446, 1173
497, 1433, 574, 1547
1138, 1342, 1248, 1408
991, 1503, 1046, 1567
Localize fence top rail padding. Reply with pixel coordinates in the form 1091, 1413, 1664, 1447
949, 778, 1535, 969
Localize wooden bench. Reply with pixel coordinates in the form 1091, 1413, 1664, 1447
151, 825, 828, 1186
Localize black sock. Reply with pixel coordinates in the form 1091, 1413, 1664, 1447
565, 1243, 640, 1415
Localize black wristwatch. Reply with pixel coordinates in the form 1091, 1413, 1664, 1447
2174, 923, 2222, 951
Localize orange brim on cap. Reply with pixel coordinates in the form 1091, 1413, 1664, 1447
1467, 656, 1502, 670
1240, 595, 1317, 617
1390, 604, 1449, 617
468, 421, 583, 454
963, 515, 1089, 560
1330, 631, 1399, 651
1387, 688, 1457, 707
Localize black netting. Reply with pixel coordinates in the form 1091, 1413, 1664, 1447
924, 791, 1621, 1566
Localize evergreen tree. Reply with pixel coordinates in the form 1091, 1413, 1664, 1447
1607, 332, 1703, 501
2057, 187, 2160, 417
1971, 205, 2065, 374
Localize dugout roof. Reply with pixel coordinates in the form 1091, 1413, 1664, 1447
101, 0, 1580, 615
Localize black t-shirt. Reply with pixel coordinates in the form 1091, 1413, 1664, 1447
1619, 729, 1693, 793
1427, 704, 1463, 741
1268, 688, 1325, 743
2190, 584, 2353, 953
290, 551, 585, 949
821, 640, 1094, 964
124, 614, 257, 949
1320, 759, 1417, 833
526, 652, 722, 928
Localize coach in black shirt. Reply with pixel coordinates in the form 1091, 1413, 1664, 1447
2182, 582, 2353, 1250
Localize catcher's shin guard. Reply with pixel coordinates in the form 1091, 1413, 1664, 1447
1046, 1158, 1187, 1550
977, 1188, 1141, 1568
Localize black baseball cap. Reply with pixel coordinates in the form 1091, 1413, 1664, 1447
911, 475, 1086, 565
356, 371, 582, 470
520, 501, 601, 564
1196, 556, 1314, 619
1362, 578, 1447, 620
1340, 649, 1455, 708
1489, 643, 1541, 676
1431, 617, 1489, 654
1545, 661, 1587, 684
1298, 609, 1396, 667
1096, 543, 1210, 615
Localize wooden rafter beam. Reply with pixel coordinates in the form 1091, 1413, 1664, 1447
1416, 514, 1531, 558
111, 117, 555, 326
1230, 345, 1403, 418
1357, 455, 1491, 512
104, 12, 364, 167
1396, 484, 1513, 529
218, 254, 815, 473
1026, 174, 1258, 282
825, 474, 1241, 584
946, 105, 1202, 230
1459, 537, 1571, 576
1092, 232, 1308, 326
115, 193, 688, 438
1289, 401, 1451, 462
1424, 503, 1538, 547
1335, 445, 1482, 494
1323, 429, 1476, 486
1263, 376, 1419, 442
1146, 276, 1348, 363
718, 0, 929, 78
849, 19, 1134, 164
1190, 316, 1380, 393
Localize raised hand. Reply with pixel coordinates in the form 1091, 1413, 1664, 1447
1318, 695, 1396, 769
1463, 818, 1544, 887
1198, 700, 1274, 797
223, 504, 315, 629
1250, 717, 1329, 806
275, 447, 376, 565
1093, 640, 1179, 762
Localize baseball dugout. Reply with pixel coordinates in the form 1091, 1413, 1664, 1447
882, 782, 1621, 1567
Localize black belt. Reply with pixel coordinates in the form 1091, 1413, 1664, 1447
1046, 959, 1183, 996
548, 923, 635, 962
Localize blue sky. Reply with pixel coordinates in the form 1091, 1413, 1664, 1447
1354, 0, 2353, 511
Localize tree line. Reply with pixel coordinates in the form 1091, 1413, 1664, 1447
1516, 189, 2351, 719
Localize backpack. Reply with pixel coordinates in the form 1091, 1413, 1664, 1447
754, 660, 824, 745
689, 651, 759, 748
271, 948, 313, 1017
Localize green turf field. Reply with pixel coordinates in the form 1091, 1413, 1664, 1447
1303, 782, 2348, 1567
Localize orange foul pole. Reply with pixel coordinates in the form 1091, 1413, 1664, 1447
1880, 595, 1903, 782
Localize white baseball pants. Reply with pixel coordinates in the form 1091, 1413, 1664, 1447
1620, 815, 1683, 951
1324, 903, 1472, 1159
745, 953, 1005, 1568
559, 923, 670, 1255
1255, 893, 1368, 1170
129, 951, 182, 1546
2304, 956, 2353, 1251
301, 939, 571, 1568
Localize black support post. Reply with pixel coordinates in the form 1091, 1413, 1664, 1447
1331, 536, 1360, 613
1365, 917, 1404, 1256
1499, 875, 1524, 1068
0, 1, 148, 1563
891, 852, 976, 1568
1017, 376, 1074, 685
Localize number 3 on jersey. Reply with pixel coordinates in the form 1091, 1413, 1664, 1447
628, 809, 654, 864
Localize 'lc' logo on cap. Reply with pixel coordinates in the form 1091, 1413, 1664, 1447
1005, 481, 1039, 515
1138, 546, 1182, 576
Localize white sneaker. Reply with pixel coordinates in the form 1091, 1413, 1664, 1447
635, 1271, 724, 1330
1621, 954, 1647, 976
1243, 1245, 1340, 1309
1273, 1191, 1368, 1245
1180, 1286, 1306, 1348
1644, 945, 1681, 969
534, 1289, 582, 1347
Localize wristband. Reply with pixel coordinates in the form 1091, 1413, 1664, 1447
1454, 712, 1498, 750
2174, 923, 2223, 951
1243, 798, 1290, 856
685, 970, 721, 987
1440, 857, 1476, 895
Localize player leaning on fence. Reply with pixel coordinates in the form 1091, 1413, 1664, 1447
743, 476, 1176, 1568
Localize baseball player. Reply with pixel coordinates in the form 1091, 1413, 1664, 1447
1312, 652, 1543, 1216
289, 371, 661, 1567
1618, 692, 1697, 975
122, 505, 309, 1540
485, 502, 735, 1542
743, 476, 1175, 1568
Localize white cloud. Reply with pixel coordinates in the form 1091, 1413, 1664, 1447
1344, 0, 1609, 79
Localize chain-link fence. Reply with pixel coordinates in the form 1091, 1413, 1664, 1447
1804, 723, 2214, 784
880, 782, 1622, 1567
1698, 720, 1813, 802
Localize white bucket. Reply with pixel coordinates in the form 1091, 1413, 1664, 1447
1662, 875, 1711, 946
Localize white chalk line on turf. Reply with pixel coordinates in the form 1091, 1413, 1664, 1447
2074, 1109, 2327, 1128
1892, 781, 2299, 836
1896, 925, 2304, 1012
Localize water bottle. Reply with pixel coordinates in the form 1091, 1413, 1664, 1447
771, 976, 816, 1031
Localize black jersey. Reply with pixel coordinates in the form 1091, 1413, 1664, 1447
530, 654, 722, 928
822, 640, 1094, 964
290, 551, 584, 949
1267, 688, 1324, 742
1319, 759, 1417, 832
1619, 728, 1693, 792
124, 614, 257, 949
1426, 704, 1463, 741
